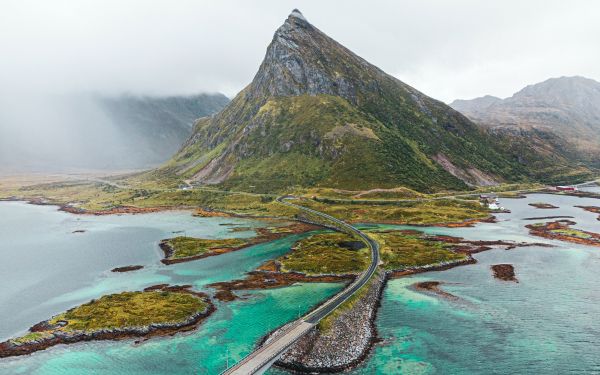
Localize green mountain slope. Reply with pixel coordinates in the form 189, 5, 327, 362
157, 10, 588, 193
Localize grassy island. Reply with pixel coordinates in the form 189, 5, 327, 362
161, 236, 248, 260
0, 288, 213, 358
279, 232, 370, 275
370, 230, 469, 270
48, 291, 208, 331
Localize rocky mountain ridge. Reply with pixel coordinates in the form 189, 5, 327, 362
451, 76, 600, 165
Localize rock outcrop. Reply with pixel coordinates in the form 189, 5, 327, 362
274, 271, 386, 372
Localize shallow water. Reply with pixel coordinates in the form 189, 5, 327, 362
0, 202, 342, 374
2, 193, 600, 374
347, 193, 600, 374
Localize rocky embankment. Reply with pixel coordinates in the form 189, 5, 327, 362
273, 271, 386, 373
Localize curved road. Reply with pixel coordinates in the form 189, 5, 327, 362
222, 196, 380, 374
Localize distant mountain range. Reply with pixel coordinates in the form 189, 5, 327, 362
451, 76, 600, 166
155, 10, 589, 193
98, 93, 229, 166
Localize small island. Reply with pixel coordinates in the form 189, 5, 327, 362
526, 220, 600, 246
491, 264, 518, 282
0, 287, 214, 358
528, 202, 558, 209
412, 281, 460, 301
111, 265, 144, 273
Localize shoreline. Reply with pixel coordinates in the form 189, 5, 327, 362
0, 196, 498, 229
158, 223, 319, 265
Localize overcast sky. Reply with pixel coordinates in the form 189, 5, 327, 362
1, 0, 599, 103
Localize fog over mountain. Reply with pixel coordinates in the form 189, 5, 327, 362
0, 93, 228, 171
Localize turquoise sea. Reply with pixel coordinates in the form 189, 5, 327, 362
1, 190, 600, 374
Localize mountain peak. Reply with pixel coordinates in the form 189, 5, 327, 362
163, 10, 540, 193
249, 9, 381, 103
289, 9, 306, 21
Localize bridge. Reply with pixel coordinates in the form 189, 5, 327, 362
222, 196, 380, 374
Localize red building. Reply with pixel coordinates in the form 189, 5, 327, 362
556, 186, 577, 191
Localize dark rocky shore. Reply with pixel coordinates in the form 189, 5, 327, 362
111, 265, 144, 273
210, 269, 352, 302
528, 202, 558, 209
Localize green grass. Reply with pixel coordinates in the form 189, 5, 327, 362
0, 177, 300, 218
550, 228, 593, 239
10, 331, 53, 345
369, 230, 468, 270
279, 232, 370, 275
164, 236, 248, 259
48, 291, 207, 332
301, 198, 489, 225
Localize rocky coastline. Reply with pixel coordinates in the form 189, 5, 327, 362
523, 215, 574, 221
273, 271, 386, 373
159, 223, 318, 265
